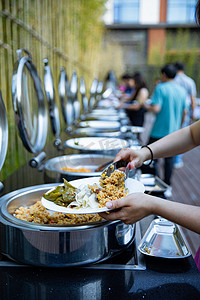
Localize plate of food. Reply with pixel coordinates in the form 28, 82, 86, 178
41, 170, 145, 214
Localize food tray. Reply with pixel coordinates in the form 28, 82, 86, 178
140, 174, 169, 193
138, 218, 190, 259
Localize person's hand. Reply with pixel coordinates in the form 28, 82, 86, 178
114, 148, 145, 170
99, 193, 153, 224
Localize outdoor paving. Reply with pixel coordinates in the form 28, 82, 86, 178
171, 146, 200, 257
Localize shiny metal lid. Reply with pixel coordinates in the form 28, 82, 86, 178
89, 78, 98, 111
70, 70, 80, 121
12, 48, 48, 154
58, 67, 71, 125
0, 91, 8, 172
80, 77, 88, 114
44, 59, 60, 137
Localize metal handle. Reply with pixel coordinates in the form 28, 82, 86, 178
53, 138, 62, 149
29, 152, 46, 168
115, 160, 128, 169
17, 48, 32, 61
0, 182, 4, 193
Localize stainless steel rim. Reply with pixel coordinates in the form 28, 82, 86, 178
44, 59, 60, 137
44, 154, 114, 176
58, 67, 71, 124
12, 49, 48, 154
72, 127, 122, 137
0, 183, 113, 231
64, 137, 129, 152
0, 91, 8, 172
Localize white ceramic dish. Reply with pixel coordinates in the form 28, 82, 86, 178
41, 177, 145, 214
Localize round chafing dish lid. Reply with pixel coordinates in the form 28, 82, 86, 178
70, 70, 78, 96
59, 68, 70, 124
70, 71, 80, 121
44, 59, 60, 137
12, 48, 48, 154
0, 91, 8, 172
96, 81, 104, 94
59, 68, 74, 126
90, 78, 98, 95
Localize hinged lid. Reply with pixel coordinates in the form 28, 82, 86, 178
80, 77, 88, 114
43, 59, 60, 138
70, 71, 80, 121
12, 48, 48, 154
89, 78, 98, 111
0, 91, 8, 172
58, 67, 72, 126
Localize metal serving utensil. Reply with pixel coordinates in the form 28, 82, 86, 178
101, 160, 136, 180
95, 159, 113, 172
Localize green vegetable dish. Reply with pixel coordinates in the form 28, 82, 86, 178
43, 179, 77, 207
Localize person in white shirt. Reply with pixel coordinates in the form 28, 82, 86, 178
174, 62, 197, 168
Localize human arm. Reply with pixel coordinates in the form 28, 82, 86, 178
191, 95, 196, 121
181, 108, 187, 127
114, 120, 200, 169
125, 88, 149, 111
99, 193, 200, 234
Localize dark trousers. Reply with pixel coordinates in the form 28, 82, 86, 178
148, 137, 174, 186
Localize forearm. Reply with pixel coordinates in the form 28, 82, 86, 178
191, 96, 196, 118
141, 126, 196, 161
125, 103, 140, 110
150, 196, 200, 234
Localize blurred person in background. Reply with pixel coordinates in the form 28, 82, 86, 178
173, 61, 197, 168
119, 72, 149, 127
118, 73, 133, 95
143, 63, 187, 197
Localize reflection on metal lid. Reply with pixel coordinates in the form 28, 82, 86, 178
43, 58, 60, 137
58, 68, 72, 125
12, 49, 48, 154
0, 91, 8, 172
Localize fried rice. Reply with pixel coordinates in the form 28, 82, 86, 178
92, 170, 127, 208
13, 201, 102, 225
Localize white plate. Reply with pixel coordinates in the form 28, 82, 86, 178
41, 177, 145, 214
65, 137, 129, 151
79, 121, 120, 130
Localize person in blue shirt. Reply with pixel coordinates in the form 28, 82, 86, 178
144, 64, 187, 193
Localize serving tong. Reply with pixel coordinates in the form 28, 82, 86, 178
101, 160, 136, 180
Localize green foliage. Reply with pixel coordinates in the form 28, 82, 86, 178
147, 28, 200, 95
0, 0, 107, 180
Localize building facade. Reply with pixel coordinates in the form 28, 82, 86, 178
103, 0, 198, 70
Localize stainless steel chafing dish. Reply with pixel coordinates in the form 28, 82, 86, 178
0, 184, 135, 267
43, 154, 115, 182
